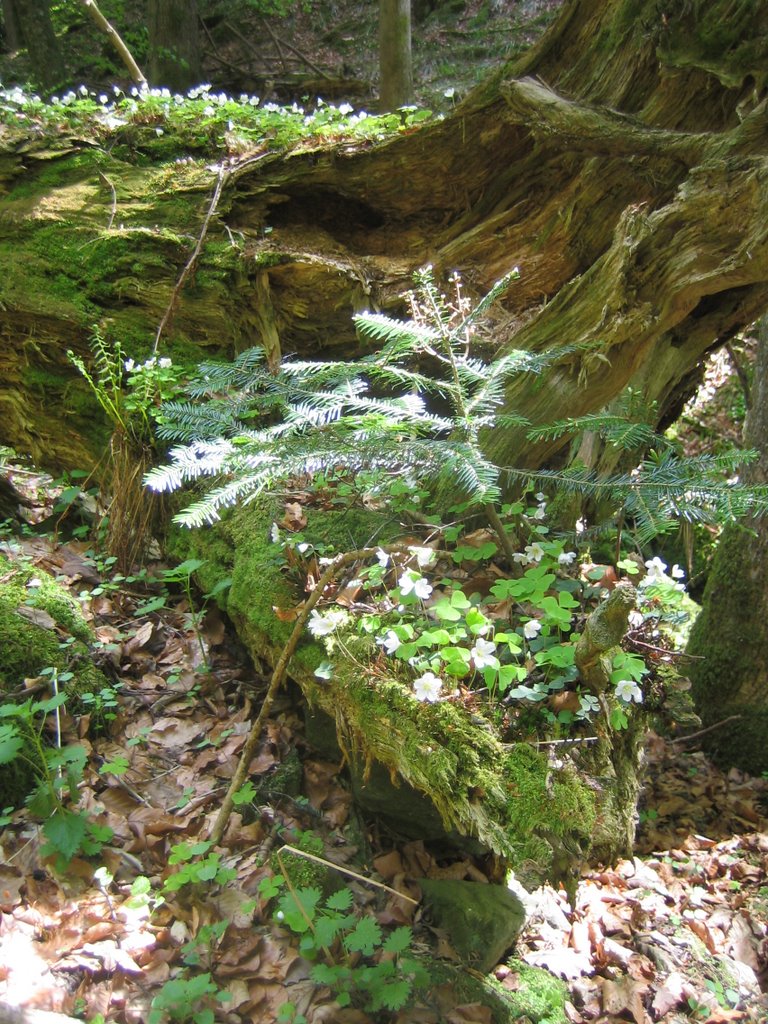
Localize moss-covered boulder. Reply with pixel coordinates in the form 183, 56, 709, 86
0, 551, 107, 804
166, 497, 653, 885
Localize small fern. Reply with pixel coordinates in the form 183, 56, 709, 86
146, 267, 545, 530
146, 265, 768, 543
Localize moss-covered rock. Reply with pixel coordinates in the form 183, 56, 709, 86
428, 958, 567, 1024
0, 551, 107, 804
167, 498, 611, 883
418, 878, 525, 973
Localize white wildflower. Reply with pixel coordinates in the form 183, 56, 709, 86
558, 551, 577, 566
575, 517, 587, 534
628, 610, 644, 629
644, 556, 668, 580
523, 619, 542, 640
524, 542, 545, 563
375, 548, 390, 568
158, 357, 172, 369
671, 564, 686, 580
471, 638, 498, 669
409, 545, 436, 568
269, 522, 280, 543
615, 678, 643, 703
535, 492, 547, 502
124, 358, 135, 372
307, 609, 345, 637
398, 571, 432, 600
378, 630, 401, 655
413, 671, 442, 702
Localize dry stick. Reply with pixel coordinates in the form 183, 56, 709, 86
483, 502, 518, 567
78, 0, 146, 87
276, 843, 418, 904
260, 16, 288, 74
209, 543, 415, 846
671, 714, 742, 745
152, 165, 228, 354
98, 171, 117, 231
224, 19, 332, 80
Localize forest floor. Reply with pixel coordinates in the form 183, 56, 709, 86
0, 464, 766, 1024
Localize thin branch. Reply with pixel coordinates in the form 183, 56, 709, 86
670, 714, 742, 745
98, 171, 117, 231
208, 543, 410, 846
277, 844, 418, 904
225, 18, 331, 80
725, 342, 752, 411
153, 165, 228, 354
78, 0, 146, 87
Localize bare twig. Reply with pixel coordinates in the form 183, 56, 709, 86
725, 341, 751, 411
153, 165, 228, 354
225, 18, 332, 80
98, 171, 117, 231
208, 543, 414, 846
277, 844, 418, 904
671, 714, 742, 745
78, 0, 146, 87
260, 16, 287, 73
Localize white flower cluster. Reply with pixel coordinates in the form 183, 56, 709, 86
124, 356, 172, 373
615, 678, 643, 703
640, 557, 685, 590
307, 608, 348, 637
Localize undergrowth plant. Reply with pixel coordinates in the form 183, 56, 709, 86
0, 685, 113, 868
69, 330, 181, 570
145, 266, 768, 734
258, 874, 429, 1016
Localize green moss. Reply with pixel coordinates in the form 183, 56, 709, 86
428, 959, 567, 1024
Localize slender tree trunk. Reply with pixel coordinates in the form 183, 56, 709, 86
686, 320, 768, 775
379, 0, 412, 110
148, 0, 201, 92
2, 0, 21, 52
11, 0, 64, 89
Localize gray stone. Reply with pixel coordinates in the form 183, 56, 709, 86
419, 878, 526, 974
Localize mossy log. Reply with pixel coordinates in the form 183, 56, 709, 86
169, 499, 645, 882
2, 0, 768, 474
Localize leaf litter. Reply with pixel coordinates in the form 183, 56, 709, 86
0, 520, 766, 1022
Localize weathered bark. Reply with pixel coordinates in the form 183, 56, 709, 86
10, 0, 64, 89
2, 0, 768, 473
686, 317, 768, 774
379, 0, 413, 110
148, 0, 201, 91
1, 0, 21, 52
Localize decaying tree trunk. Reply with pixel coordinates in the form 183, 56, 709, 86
2, 0, 768, 472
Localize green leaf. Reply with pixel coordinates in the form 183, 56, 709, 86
0, 724, 23, 765
371, 979, 412, 1012
344, 915, 382, 955
42, 809, 88, 861
232, 781, 258, 805
325, 888, 354, 912
382, 926, 412, 953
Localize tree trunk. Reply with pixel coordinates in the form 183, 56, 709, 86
148, 0, 200, 92
686, 318, 768, 774
379, 0, 412, 110
10, 0, 64, 89
3, 0, 768, 471
2, 0, 21, 52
